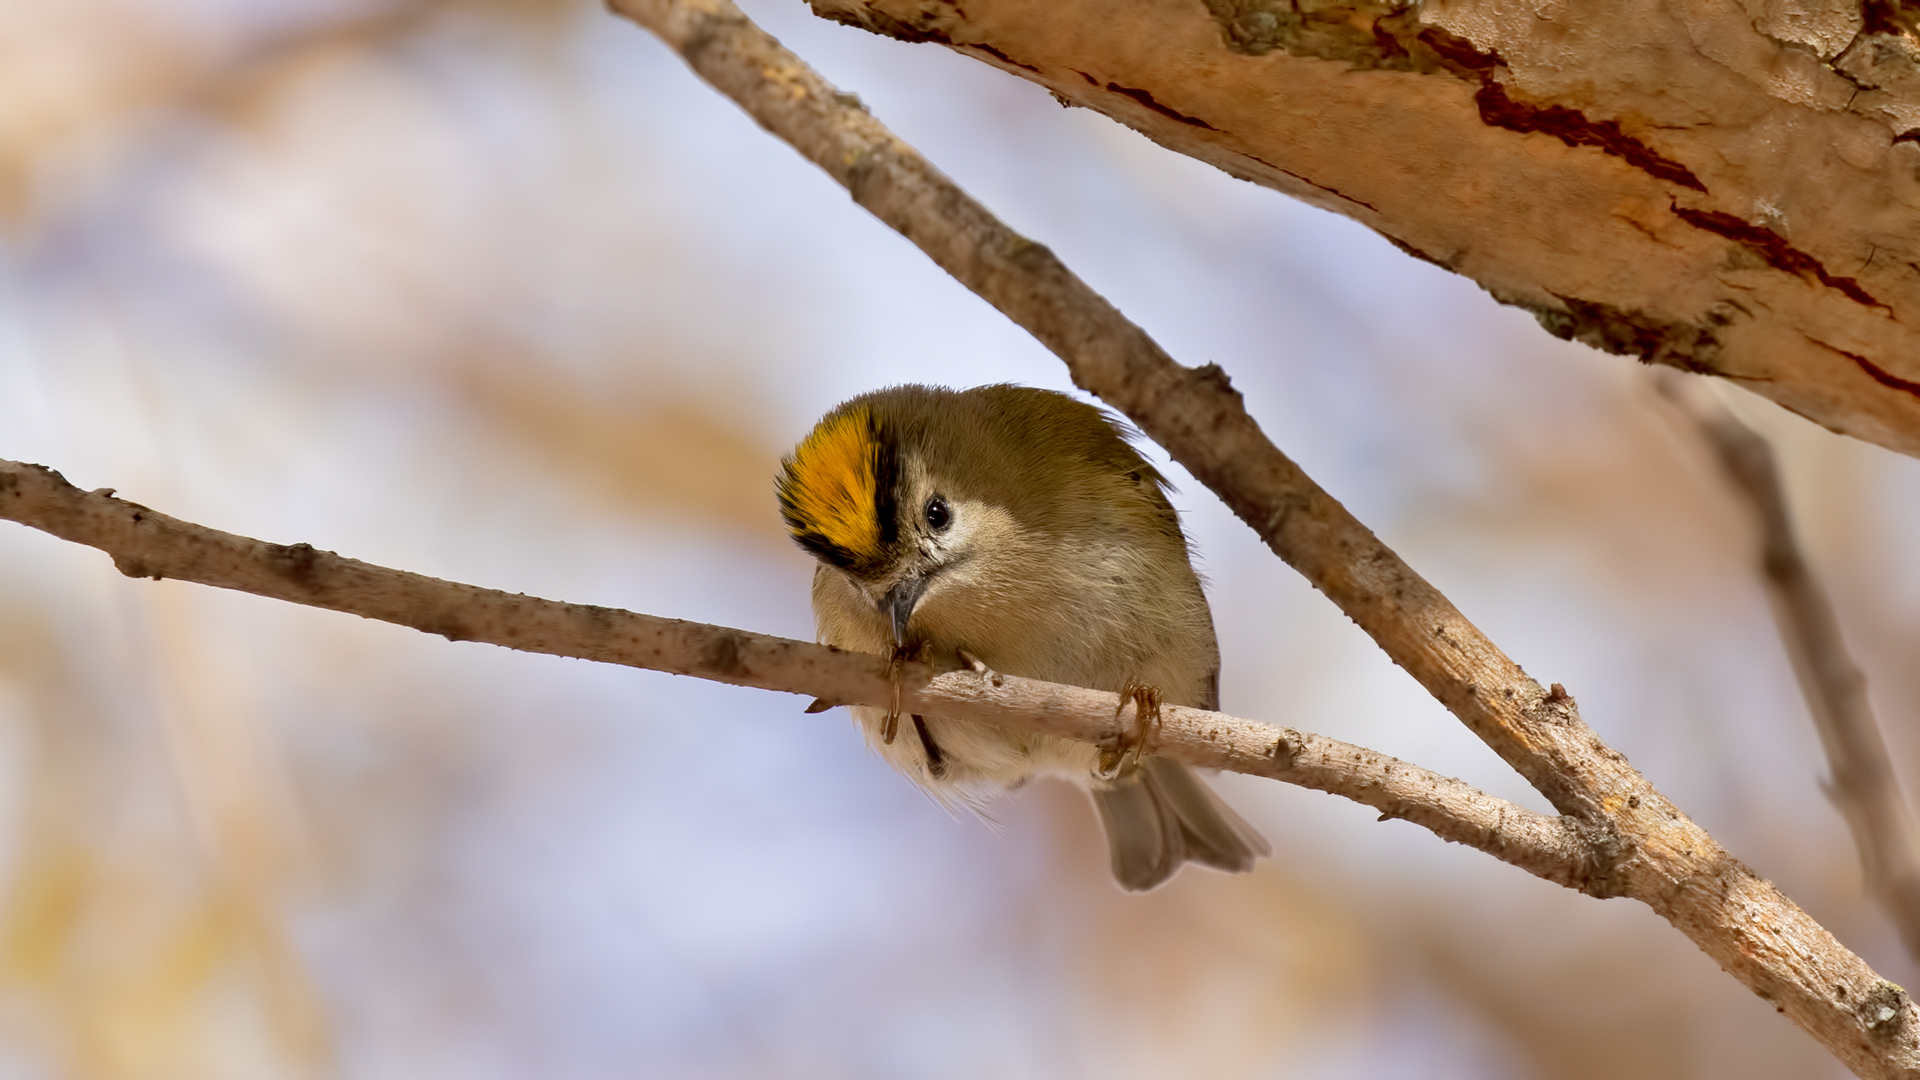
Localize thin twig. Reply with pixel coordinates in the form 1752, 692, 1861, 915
604, 3, 1920, 1074
1656, 370, 1920, 958
0, 460, 1590, 883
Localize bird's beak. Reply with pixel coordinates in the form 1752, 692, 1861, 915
880, 574, 931, 647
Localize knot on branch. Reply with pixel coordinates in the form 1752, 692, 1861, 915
1535, 682, 1583, 727
1860, 981, 1915, 1040
1568, 817, 1634, 899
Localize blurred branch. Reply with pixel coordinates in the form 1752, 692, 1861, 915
1655, 371, 1920, 959
607, 2, 1920, 1075
0, 458, 1589, 884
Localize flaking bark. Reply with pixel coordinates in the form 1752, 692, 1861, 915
804, 0, 1920, 462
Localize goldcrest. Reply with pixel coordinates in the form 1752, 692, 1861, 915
778, 384, 1268, 890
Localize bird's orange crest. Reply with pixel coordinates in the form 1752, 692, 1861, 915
778, 408, 888, 567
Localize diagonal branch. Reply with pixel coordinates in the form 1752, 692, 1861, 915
605, 2, 1920, 1074
1656, 371, 1920, 959
0, 459, 1590, 884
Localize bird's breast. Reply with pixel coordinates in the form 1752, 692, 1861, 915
868, 536, 1216, 707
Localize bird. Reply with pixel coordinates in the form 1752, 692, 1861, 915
777, 383, 1268, 891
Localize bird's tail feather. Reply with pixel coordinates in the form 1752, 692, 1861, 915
1091, 757, 1269, 891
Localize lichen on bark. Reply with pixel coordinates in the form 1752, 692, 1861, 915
1524, 295, 1731, 373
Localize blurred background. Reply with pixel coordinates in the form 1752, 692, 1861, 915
2, 0, 1919, 1076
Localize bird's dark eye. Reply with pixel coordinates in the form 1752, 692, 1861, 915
924, 496, 951, 532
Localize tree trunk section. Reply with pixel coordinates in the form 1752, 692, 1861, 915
810, 0, 1920, 458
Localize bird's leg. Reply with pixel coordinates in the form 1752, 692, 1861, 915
901, 648, 992, 781
881, 641, 927, 745
1096, 679, 1162, 781
910, 714, 946, 778
1127, 681, 1162, 776
882, 646, 905, 744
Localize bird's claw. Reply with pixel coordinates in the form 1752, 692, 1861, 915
1097, 679, 1161, 781
881, 641, 927, 744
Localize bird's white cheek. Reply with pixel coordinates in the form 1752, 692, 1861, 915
918, 561, 979, 613
910, 504, 1027, 623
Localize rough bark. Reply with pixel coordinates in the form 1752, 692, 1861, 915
805, 0, 1920, 461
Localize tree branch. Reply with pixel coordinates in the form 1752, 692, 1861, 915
0, 459, 1590, 884
1657, 370, 1920, 960
606, 3, 1920, 1074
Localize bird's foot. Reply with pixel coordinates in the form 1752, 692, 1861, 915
880, 641, 927, 744
1097, 679, 1161, 781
